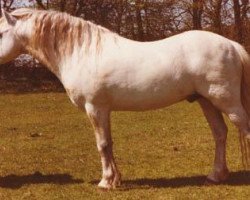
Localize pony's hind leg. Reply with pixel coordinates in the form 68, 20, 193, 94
198, 98, 229, 183
85, 103, 121, 189
211, 95, 250, 168
220, 104, 250, 168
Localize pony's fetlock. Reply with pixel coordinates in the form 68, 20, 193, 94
207, 168, 229, 183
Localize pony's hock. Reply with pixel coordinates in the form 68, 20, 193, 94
0, 8, 250, 189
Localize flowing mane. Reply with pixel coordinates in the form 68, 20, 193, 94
11, 8, 115, 72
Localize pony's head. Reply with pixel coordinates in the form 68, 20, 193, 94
0, 9, 24, 64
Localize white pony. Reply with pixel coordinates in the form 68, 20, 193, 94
0, 8, 249, 189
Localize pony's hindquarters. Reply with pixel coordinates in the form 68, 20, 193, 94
195, 39, 250, 169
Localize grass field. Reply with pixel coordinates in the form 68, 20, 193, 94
0, 93, 249, 200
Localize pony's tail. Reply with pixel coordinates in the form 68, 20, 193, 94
232, 41, 250, 169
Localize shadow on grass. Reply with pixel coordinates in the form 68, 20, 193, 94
92, 171, 249, 190
0, 171, 83, 189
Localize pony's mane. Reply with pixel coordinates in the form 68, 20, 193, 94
12, 8, 114, 70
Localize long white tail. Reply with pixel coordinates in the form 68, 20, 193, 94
232, 41, 250, 169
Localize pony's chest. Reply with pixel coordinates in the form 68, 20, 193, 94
61, 71, 95, 108
61, 72, 105, 108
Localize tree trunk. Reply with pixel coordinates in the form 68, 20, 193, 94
75, 0, 84, 16
192, 0, 203, 30
116, 0, 124, 34
144, 0, 149, 40
135, 0, 144, 41
213, 0, 222, 34
0, 0, 2, 17
241, 0, 248, 20
60, 0, 66, 12
35, 0, 47, 10
233, 0, 243, 43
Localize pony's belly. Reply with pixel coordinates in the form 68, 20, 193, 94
110, 92, 189, 111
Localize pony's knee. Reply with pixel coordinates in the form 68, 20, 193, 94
97, 139, 112, 153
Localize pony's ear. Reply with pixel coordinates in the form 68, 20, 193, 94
1, 9, 17, 26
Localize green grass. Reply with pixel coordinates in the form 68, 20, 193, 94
0, 93, 249, 199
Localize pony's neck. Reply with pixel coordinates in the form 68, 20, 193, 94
24, 42, 61, 77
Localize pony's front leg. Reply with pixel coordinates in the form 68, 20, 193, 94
85, 103, 121, 189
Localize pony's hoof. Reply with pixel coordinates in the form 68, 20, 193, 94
205, 170, 229, 186
204, 178, 220, 186
206, 168, 229, 183
112, 172, 122, 188
97, 176, 121, 189
98, 179, 112, 190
